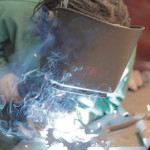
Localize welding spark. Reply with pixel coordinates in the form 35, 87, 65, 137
25, 144, 29, 149
147, 104, 150, 118
97, 123, 101, 128
147, 104, 150, 112
44, 76, 48, 80
38, 110, 111, 150
34, 53, 38, 57
113, 109, 118, 118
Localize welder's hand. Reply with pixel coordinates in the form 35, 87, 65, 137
128, 70, 143, 91
128, 70, 150, 92
0, 73, 21, 103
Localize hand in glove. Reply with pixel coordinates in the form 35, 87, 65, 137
0, 73, 21, 103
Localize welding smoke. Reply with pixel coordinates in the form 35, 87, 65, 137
0, 9, 111, 150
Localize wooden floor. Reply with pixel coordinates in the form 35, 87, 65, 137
123, 82, 150, 115
110, 82, 150, 148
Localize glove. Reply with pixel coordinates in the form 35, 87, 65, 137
0, 73, 21, 103
128, 70, 143, 91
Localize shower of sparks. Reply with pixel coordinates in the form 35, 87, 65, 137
38, 111, 111, 150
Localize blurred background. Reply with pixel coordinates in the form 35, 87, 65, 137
124, 0, 150, 71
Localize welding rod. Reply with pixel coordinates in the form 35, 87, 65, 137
108, 116, 139, 132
